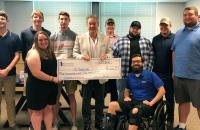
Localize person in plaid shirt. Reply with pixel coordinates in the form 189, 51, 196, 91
113, 21, 154, 102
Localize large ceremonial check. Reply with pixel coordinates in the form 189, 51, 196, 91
57, 58, 121, 80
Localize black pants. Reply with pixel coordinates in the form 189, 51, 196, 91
82, 80, 105, 125
157, 73, 174, 123
105, 79, 118, 101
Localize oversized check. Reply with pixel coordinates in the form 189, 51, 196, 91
57, 58, 121, 80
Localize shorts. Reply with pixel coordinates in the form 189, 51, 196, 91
118, 100, 155, 116
118, 100, 156, 126
174, 76, 200, 108
59, 80, 77, 95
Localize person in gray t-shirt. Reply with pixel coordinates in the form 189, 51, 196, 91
50, 11, 77, 130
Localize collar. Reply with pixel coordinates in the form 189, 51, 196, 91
159, 32, 173, 39
87, 31, 99, 39
131, 70, 144, 79
0, 29, 8, 37
127, 34, 140, 40
30, 26, 45, 32
107, 34, 117, 38
59, 27, 70, 35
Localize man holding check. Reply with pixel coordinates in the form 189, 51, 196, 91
73, 15, 112, 130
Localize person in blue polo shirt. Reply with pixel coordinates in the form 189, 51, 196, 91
172, 6, 200, 130
0, 10, 21, 130
104, 54, 165, 130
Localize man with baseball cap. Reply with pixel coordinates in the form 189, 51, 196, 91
152, 17, 175, 130
113, 20, 154, 102
104, 18, 119, 102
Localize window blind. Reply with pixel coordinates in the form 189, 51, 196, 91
33, 1, 92, 34
100, 2, 156, 40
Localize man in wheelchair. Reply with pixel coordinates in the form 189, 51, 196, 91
105, 54, 166, 130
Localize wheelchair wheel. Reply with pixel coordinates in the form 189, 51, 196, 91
152, 101, 168, 130
116, 115, 128, 130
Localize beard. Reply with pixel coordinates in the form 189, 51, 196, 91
184, 21, 198, 28
129, 31, 140, 38
132, 66, 143, 74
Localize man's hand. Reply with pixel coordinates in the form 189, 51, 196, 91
82, 54, 90, 61
0, 68, 9, 77
124, 97, 132, 102
143, 100, 153, 107
100, 53, 108, 60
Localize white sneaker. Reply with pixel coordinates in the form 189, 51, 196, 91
71, 125, 78, 130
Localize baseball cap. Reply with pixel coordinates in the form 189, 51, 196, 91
130, 21, 141, 28
160, 17, 171, 25
106, 18, 115, 25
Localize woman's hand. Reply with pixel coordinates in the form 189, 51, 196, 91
52, 77, 60, 84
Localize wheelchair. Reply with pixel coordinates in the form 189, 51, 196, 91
115, 100, 168, 130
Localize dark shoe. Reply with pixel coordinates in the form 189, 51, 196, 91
173, 125, 186, 130
84, 124, 91, 130
104, 113, 117, 130
95, 123, 104, 130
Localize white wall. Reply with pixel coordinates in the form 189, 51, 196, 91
0, 0, 5, 10
185, 0, 200, 12
5, 1, 32, 35
156, 2, 185, 34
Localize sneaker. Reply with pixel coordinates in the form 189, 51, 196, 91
71, 125, 78, 130
52, 122, 60, 130
173, 125, 186, 130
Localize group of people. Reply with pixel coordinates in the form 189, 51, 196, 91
0, 5, 200, 130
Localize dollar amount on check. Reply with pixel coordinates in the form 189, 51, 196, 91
57, 58, 121, 80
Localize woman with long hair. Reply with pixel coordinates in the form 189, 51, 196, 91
26, 31, 59, 130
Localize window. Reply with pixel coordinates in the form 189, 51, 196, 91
100, 2, 156, 40
33, 1, 92, 34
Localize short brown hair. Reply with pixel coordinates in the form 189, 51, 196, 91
132, 54, 144, 63
184, 6, 198, 16
0, 10, 8, 20
31, 10, 44, 21
58, 11, 70, 19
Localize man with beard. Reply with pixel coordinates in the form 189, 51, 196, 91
104, 54, 165, 130
73, 15, 111, 130
113, 21, 154, 102
172, 6, 200, 130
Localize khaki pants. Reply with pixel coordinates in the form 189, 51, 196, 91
0, 76, 16, 127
